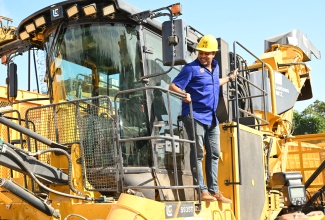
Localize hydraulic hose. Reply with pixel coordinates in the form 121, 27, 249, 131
28, 148, 82, 195
0, 143, 93, 201
0, 178, 60, 218
64, 214, 88, 220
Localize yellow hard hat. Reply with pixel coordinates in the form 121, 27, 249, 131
196, 35, 218, 52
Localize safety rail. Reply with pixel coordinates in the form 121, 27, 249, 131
0, 108, 26, 188
114, 86, 201, 202
0, 109, 25, 147
24, 96, 117, 192
224, 41, 269, 186
228, 41, 270, 127
231, 72, 269, 126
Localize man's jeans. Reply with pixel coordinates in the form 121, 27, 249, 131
183, 115, 220, 194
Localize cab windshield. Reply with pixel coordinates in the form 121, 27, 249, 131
47, 23, 142, 103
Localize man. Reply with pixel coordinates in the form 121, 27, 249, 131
169, 34, 237, 202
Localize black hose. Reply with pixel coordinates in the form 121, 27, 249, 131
1, 144, 92, 201
28, 148, 82, 195
3, 141, 79, 194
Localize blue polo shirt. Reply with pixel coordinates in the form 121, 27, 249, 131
172, 59, 220, 126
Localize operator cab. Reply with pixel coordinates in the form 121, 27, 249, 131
4, 0, 203, 200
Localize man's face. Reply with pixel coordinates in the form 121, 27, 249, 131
197, 51, 216, 68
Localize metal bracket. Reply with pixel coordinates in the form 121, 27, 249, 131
76, 157, 82, 164
129, 10, 152, 24
168, 35, 179, 46
195, 203, 201, 211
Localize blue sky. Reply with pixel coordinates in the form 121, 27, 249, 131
0, 0, 323, 112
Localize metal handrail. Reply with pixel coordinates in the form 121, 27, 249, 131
114, 86, 200, 201
225, 41, 269, 186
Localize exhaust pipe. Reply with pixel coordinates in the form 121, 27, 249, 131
0, 178, 60, 218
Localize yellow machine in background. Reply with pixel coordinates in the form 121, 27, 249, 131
0, 0, 324, 219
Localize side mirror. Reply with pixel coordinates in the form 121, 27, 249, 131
162, 19, 201, 66
8, 62, 17, 102
162, 19, 187, 66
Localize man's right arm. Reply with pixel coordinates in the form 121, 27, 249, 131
169, 83, 191, 103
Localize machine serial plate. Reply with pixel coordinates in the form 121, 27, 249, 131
165, 202, 194, 218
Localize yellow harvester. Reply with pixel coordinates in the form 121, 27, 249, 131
0, 1, 324, 219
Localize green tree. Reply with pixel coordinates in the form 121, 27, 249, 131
302, 100, 325, 118
293, 100, 325, 135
